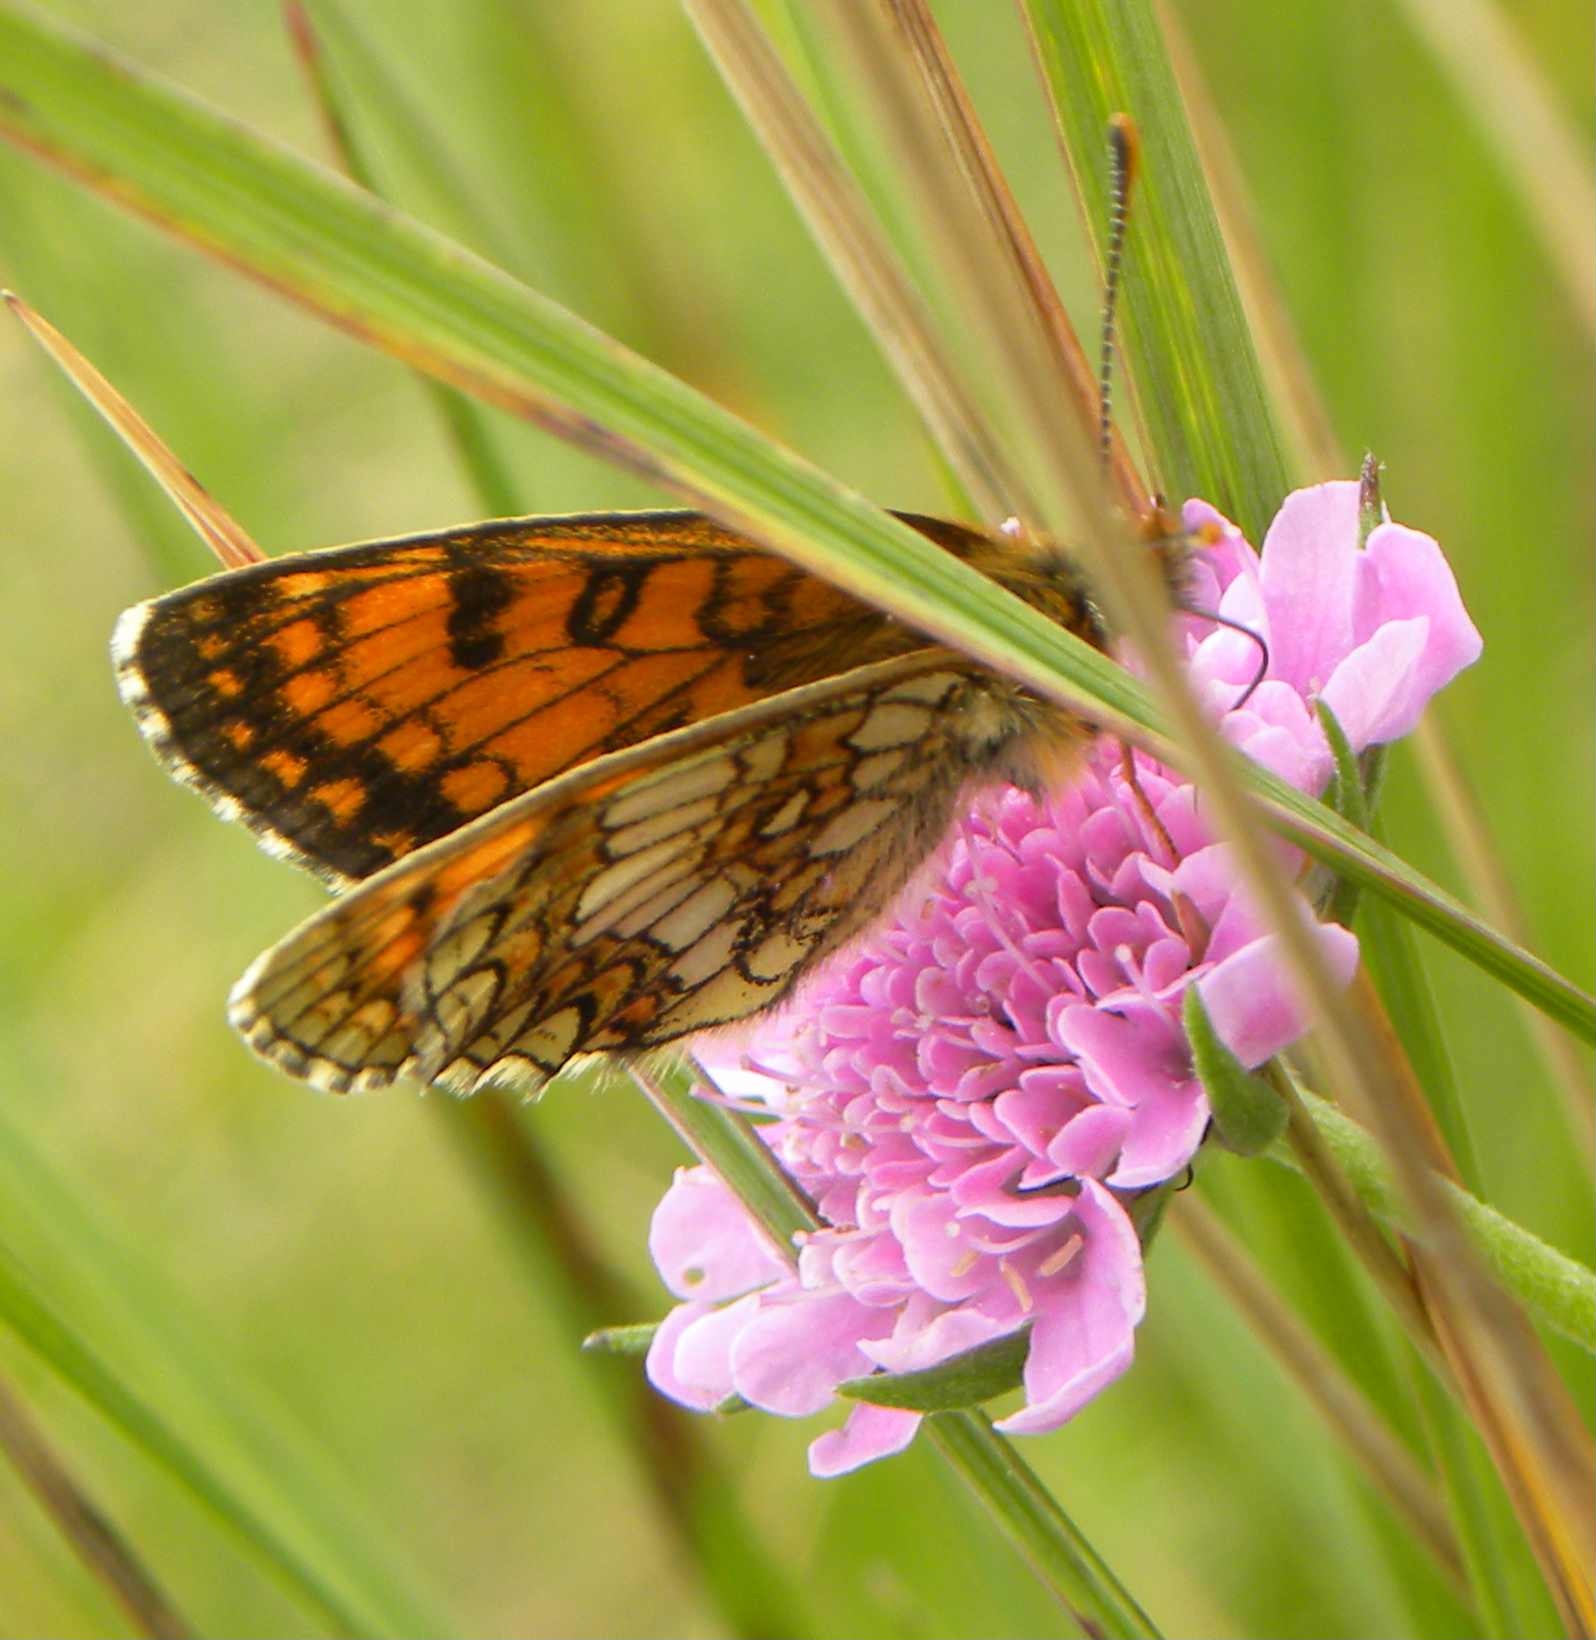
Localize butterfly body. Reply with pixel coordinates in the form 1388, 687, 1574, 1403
114, 510, 1116, 1095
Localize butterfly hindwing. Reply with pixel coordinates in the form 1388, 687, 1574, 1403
227, 654, 1004, 1095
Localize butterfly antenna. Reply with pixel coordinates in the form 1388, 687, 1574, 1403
1099, 114, 1140, 470
1183, 604, 1271, 709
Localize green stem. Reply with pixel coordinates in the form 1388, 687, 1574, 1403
1270, 1089, 1595, 1353
632, 1060, 821, 1247
924, 1411, 1163, 1640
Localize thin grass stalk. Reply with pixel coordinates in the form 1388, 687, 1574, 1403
630, 1062, 1161, 1638
0, 1371, 193, 1639
1332, 930, 1570, 1624
810, 0, 1097, 537
1175, 1196, 1467, 1598
1406, 1340, 1552, 1638
1416, 1270, 1594, 1638
1262, 1064, 1444, 1370
4, 293, 259, 568
874, 0, 1149, 517
1409, 726, 1596, 1154
685, 0, 1039, 526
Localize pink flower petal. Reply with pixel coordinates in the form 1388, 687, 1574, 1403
1106, 1075, 1209, 1189
1197, 923, 1361, 1067
649, 1166, 790, 1302
1320, 617, 1431, 749
860, 1304, 1012, 1374
809, 1404, 922, 1477
647, 1295, 758, 1411
996, 1182, 1145, 1434
730, 1291, 894, 1416
1360, 522, 1484, 688
1257, 482, 1361, 695
1048, 1105, 1132, 1178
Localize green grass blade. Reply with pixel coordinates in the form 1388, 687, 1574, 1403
0, 1112, 451, 1637
0, 1, 1585, 1049
0, 1242, 366, 1636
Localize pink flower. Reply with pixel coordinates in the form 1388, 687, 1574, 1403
645, 483, 1480, 1473
1182, 482, 1482, 783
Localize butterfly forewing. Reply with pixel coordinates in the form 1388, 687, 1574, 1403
227, 655, 1007, 1095
113, 511, 928, 886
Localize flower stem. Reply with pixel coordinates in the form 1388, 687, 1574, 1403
632, 1059, 822, 1247
1273, 1084, 1596, 1355
923, 1410, 1163, 1640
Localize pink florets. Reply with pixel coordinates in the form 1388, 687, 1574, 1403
645, 482, 1481, 1474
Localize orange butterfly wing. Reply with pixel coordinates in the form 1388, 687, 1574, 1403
114, 511, 938, 886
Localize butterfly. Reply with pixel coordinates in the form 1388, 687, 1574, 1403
114, 507, 1148, 1096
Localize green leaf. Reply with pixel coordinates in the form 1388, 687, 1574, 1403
1183, 988, 1289, 1156
581, 1322, 659, 1358
838, 1328, 1030, 1412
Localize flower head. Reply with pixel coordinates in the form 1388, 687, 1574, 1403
646, 482, 1480, 1473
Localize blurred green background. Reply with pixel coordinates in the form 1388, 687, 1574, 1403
0, 1, 1589, 1635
